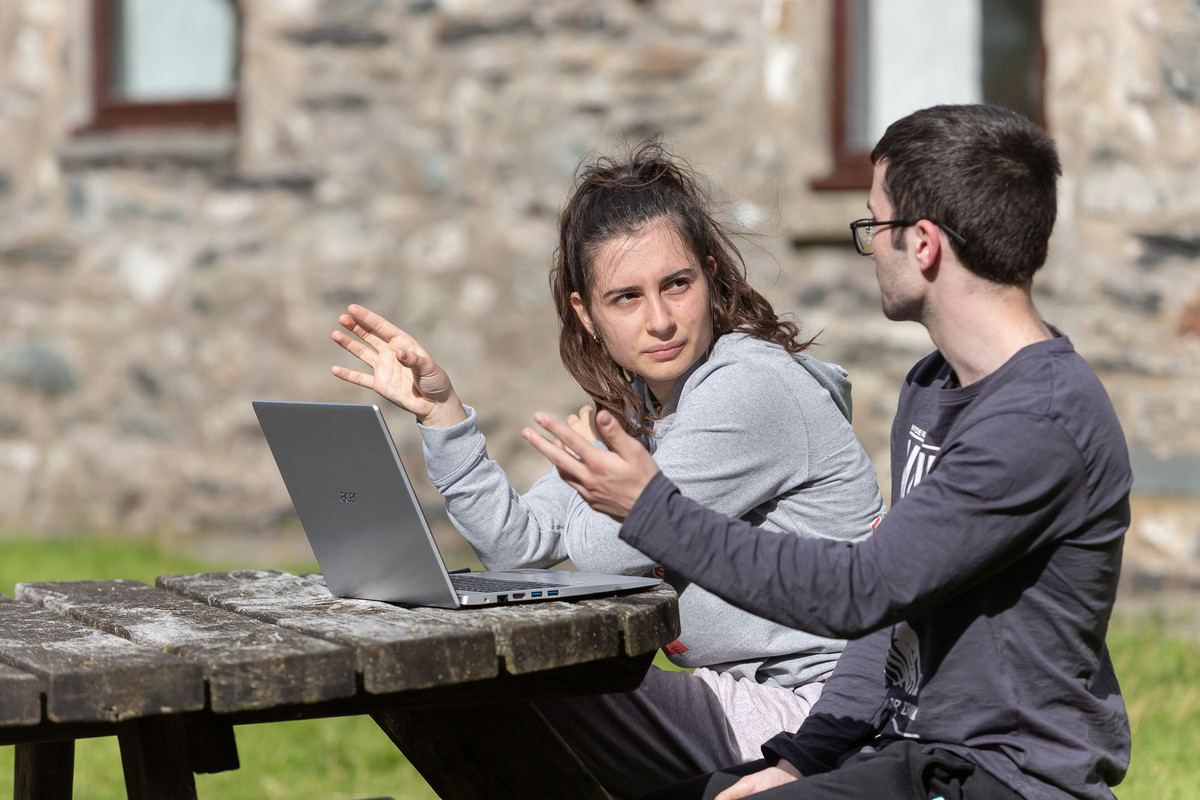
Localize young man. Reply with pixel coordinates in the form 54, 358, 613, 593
523, 104, 1131, 800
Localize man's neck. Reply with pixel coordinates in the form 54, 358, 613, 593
926, 280, 1053, 387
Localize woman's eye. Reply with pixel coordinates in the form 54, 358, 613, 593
665, 278, 690, 292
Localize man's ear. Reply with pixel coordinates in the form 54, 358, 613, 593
570, 292, 596, 338
912, 219, 943, 275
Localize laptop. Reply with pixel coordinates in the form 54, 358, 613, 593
252, 400, 661, 608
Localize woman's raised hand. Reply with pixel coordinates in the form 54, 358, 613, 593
331, 304, 468, 428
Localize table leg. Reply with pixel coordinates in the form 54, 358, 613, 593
14, 739, 74, 800
116, 716, 198, 800
372, 703, 610, 800
184, 714, 240, 774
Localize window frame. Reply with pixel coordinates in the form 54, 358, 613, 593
812, 0, 1046, 191
81, 0, 241, 133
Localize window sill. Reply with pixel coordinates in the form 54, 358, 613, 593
787, 190, 868, 248
58, 128, 237, 169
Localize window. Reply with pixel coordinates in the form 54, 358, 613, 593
814, 0, 1044, 190
83, 0, 240, 132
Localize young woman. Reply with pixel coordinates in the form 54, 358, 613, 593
331, 141, 886, 799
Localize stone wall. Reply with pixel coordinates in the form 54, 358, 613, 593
0, 0, 1197, 578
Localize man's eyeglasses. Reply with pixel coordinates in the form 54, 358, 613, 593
850, 218, 966, 256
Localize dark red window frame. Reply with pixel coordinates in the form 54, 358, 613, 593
80, 0, 240, 133
812, 0, 1045, 192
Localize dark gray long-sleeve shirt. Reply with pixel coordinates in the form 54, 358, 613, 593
620, 333, 1131, 800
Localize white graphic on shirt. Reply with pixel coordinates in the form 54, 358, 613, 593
885, 621, 922, 737
900, 424, 941, 499
885, 421, 941, 737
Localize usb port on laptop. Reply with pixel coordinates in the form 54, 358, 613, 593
547, 590, 559, 596
530, 591, 542, 597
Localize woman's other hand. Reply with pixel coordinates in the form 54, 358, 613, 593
331, 304, 468, 428
564, 405, 603, 454
714, 761, 803, 800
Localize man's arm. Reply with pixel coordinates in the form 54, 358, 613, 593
528, 408, 1089, 640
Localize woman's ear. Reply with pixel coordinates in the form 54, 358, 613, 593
570, 292, 596, 339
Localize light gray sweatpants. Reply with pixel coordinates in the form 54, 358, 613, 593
536, 666, 824, 800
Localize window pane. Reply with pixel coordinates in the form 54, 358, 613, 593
851, 0, 982, 150
114, 0, 237, 102
981, 0, 1040, 123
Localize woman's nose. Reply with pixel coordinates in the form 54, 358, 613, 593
644, 295, 675, 335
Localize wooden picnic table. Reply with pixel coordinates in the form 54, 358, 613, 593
0, 569, 680, 800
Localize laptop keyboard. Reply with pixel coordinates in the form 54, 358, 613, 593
450, 574, 570, 593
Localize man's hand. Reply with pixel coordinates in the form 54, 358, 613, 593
522, 409, 659, 521
714, 761, 803, 800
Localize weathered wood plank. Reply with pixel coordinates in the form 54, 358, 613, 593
575, 584, 681, 656
0, 599, 42, 727
407, 599, 622, 675
297, 572, 647, 675
0, 663, 41, 727
17, 579, 355, 714
373, 703, 610, 800
0, 597, 203, 723
156, 570, 499, 693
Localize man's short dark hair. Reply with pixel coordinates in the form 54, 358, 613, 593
870, 104, 1062, 285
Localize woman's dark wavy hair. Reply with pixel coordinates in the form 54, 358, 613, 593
551, 139, 814, 436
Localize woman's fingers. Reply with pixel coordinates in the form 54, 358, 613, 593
331, 329, 378, 366
344, 304, 410, 346
329, 364, 375, 389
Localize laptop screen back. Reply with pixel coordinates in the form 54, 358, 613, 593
253, 400, 460, 606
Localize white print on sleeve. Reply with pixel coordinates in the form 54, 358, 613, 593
885, 424, 942, 738
885, 622, 923, 738
900, 424, 941, 500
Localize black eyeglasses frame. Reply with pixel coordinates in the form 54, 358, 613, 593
849, 218, 967, 256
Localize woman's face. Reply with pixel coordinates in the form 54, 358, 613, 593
571, 220, 714, 404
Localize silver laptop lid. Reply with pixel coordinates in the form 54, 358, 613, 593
253, 400, 461, 607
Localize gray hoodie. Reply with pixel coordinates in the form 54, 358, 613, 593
419, 332, 887, 687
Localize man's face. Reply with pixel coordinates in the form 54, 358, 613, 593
868, 161, 923, 323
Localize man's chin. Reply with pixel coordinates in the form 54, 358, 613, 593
881, 298, 922, 323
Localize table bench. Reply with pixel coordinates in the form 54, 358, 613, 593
0, 569, 679, 799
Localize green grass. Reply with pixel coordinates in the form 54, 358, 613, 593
0, 536, 1197, 798
1108, 609, 1200, 799
0, 534, 437, 800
